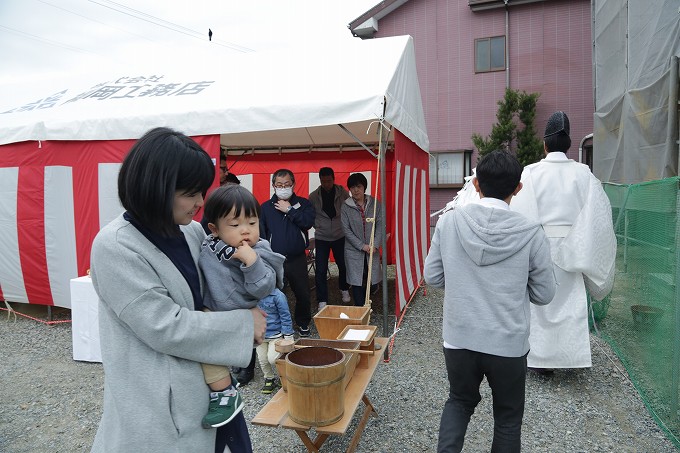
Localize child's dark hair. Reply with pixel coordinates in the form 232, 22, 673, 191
224, 173, 241, 185
118, 127, 214, 236
475, 150, 522, 200
204, 185, 261, 225
347, 173, 368, 190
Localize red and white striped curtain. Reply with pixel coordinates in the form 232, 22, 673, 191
0, 132, 429, 314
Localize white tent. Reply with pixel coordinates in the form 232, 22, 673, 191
0, 35, 430, 317
0, 35, 428, 151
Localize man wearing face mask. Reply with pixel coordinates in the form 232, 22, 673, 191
260, 169, 316, 337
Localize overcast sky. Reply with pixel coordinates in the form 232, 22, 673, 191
0, 0, 376, 85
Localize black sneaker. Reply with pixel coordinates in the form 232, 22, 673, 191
235, 367, 254, 386
298, 326, 310, 337
261, 378, 278, 395
528, 367, 555, 376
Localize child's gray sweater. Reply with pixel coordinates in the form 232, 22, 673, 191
199, 236, 285, 312
424, 201, 556, 357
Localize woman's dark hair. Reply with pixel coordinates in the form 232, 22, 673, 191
347, 173, 368, 191
118, 127, 214, 236
475, 150, 522, 200
204, 185, 260, 225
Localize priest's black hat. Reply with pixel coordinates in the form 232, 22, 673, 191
544, 111, 570, 138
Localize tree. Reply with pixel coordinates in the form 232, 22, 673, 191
472, 88, 542, 167
515, 92, 543, 166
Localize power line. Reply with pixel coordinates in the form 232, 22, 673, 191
0, 24, 102, 57
88, 0, 254, 53
36, 0, 161, 46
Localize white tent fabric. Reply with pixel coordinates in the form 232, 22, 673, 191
0, 35, 428, 152
593, 0, 680, 183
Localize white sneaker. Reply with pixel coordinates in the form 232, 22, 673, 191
317, 302, 327, 312
341, 290, 351, 303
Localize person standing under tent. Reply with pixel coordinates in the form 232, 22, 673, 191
259, 169, 316, 337
341, 173, 383, 306
308, 167, 351, 311
511, 111, 617, 374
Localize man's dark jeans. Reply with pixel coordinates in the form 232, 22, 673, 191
438, 347, 527, 453
314, 237, 349, 303
283, 253, 311, 329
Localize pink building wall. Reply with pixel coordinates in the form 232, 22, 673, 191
373, 0, 593, 159
370, 0, 593, 212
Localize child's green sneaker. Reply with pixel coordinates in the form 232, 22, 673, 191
201, 389, 244, 429
261, 378, 278, 395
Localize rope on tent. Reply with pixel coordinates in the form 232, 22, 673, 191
3, 299, 16, 322
383, 279, 426, 363
363, 116, 420, 363
362, 121, 385, 309
0, 303, 71, 326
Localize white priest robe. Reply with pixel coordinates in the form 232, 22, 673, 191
511, 152, 616, 368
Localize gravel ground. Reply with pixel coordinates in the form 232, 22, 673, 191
1, 278, 677, 452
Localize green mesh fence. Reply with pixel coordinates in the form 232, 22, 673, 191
594, 177, 680, 447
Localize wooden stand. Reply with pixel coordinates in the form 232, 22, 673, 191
253, 337, 386, 453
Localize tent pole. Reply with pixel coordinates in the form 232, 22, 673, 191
338, 124, 378, 158
670, 55, 680, 420
377, 100, 390, 360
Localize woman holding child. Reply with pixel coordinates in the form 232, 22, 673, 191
89, 127, 265, 453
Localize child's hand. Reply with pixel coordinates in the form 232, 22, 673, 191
233, 241, 257, 266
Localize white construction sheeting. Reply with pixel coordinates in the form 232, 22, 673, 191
593, 0, 680, 183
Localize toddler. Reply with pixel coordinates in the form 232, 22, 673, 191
198, 185, 285, 428
256, 288, 295, 394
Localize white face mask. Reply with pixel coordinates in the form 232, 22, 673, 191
275, 187, 293, 200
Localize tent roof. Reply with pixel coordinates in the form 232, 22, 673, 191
0, 35, 429, 152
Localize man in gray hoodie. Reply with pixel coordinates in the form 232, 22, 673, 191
424, 150, 556, 453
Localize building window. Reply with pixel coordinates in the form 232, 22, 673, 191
429, 150, 473, 188
475, 36, 505, 73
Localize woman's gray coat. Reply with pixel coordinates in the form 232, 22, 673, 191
89, 215, 254, 453
341, 195, 383, 286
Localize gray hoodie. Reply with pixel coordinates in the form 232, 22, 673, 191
424, 200, 555, 357
199, 237, 285, 312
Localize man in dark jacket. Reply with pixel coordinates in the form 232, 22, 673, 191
260, 169, 316, 336
308, 167, 351, 311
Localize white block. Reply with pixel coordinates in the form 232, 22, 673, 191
70, 276, 102, 362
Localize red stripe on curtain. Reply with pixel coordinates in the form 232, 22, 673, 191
17, 166, 52, 304
393, 130, 430, 314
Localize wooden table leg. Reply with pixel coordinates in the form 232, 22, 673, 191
295, 429, 330, 453
346, 394, 378, 453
